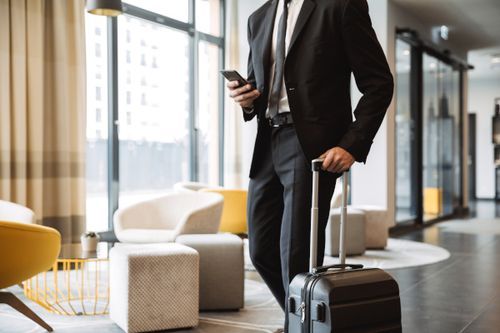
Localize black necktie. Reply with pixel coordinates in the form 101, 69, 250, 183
268, 0, 290, 119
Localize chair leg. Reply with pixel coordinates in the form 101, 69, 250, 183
0, 291, 53, 332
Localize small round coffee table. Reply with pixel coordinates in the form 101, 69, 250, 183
24, 243, 109, 315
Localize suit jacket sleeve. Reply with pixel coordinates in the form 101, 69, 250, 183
337, 0, 394, 163
243, 18, 258, 122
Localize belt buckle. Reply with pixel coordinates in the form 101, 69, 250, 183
269, 114, 290, 127
269, 117, 280, 127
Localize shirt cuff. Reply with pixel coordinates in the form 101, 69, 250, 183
242, 106, 254, 114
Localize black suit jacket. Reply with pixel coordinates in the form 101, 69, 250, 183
244, 0, 394, 178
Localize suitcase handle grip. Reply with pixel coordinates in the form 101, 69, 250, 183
312, 264, 364, 274
311, 158, 350, 173
312, 158, 324, 172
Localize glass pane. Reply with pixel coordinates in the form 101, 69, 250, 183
451, 71, 462, 209
124, 0, 189, 22
422, 55, 462, 220
196, 0, 221, 36
118, 15, 190, 207
85, 13, 108, 232
422, 54, 440, 220
197, 41, 220, 184
395, 40, 416, 222
440, 62, 455, 216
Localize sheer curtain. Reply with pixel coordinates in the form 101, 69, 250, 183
0, 0, 86, 245
224, 0, 243, 188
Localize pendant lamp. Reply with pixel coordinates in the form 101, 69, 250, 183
86, 0, 123, 16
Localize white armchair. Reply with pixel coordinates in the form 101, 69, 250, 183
0, 200, 35, 224
113, 192, 224, 244
173, 181, 221, 192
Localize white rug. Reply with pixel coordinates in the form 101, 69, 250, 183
0, 279, 283, 333
244, 238, 450, 271
438, 218, 500, 235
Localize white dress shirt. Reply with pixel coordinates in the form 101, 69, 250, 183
267, 0, 305, 116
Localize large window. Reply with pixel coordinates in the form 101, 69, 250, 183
117, 15, 191, 207
85, 14, 109, 232
85, 1, 225, 231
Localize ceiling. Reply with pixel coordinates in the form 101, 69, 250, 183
391, 0, 500, 51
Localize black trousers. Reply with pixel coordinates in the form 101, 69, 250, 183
247, 125, 336, 325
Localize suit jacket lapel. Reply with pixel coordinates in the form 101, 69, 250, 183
287, 0, 316, 54
261, 0, 278, 91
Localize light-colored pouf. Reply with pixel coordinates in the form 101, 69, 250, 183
354, 205, 389, 249
110, 243, 199, 333
326, 207, 366, 256
176, 234, 244, 310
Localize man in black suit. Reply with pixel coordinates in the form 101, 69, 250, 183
227, 0, 393, 330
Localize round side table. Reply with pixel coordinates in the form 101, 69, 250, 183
24, 243, 109, 316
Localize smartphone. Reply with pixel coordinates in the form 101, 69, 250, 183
220, 70, 250, 88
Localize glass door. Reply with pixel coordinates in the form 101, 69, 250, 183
422, 54, 462, 220
395, 39, 418, 222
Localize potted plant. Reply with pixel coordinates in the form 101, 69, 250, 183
80, 231, 100, 252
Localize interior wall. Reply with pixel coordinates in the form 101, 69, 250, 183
224, 0, 265, 188
350, 0, 390, 216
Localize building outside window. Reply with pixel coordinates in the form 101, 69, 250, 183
85, 0, 224, 231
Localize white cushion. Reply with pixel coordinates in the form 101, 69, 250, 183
113, 192, 223, 244
173, 181, 221, 192
0, 200, 35, 224
115, 229, 176, 243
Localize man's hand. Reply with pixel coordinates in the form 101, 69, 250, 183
320, 147, 355, 173
227, 81, 260, 109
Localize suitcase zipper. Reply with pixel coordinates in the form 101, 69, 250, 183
301, 274, 320, 333
300, 274, 315, 333
300, 301, 306, 323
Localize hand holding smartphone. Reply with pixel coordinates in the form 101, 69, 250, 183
221, 70, 260, 109
220, 70, 250, 87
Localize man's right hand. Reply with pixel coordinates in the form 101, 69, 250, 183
227, 81, 261, 109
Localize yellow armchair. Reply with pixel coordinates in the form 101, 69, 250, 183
0, 220, 61, 332
201, 189, 248, 235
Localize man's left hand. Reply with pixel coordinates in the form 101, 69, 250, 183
320, 147, 355, 173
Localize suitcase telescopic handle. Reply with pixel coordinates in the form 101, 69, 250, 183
310, 158, 350, 272
312, 264, 363, 274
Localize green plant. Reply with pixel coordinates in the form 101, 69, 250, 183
82, 231, 97, 238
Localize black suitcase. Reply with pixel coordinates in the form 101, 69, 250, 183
287, 159, 402, 333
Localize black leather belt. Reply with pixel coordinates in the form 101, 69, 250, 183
268, 112, 293, 127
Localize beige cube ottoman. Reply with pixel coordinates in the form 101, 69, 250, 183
354, 205, 389, 249
110, 243, 199, 333
326, 207, 366, 256
176, 234, 244, 310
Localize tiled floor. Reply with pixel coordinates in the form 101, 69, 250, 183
388, 200, 500, 333
248, 199, 500, 333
